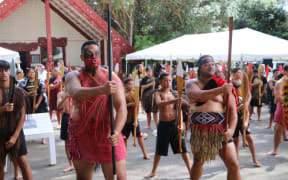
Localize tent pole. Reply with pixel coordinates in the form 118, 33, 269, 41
126, 60, 128, 76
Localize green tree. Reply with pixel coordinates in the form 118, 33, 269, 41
86, 0, 135, 45
234, 0, 288, 39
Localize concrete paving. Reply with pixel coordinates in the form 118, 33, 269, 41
4, 105, 288, 180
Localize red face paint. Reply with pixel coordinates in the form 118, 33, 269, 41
84, 57, 100, 69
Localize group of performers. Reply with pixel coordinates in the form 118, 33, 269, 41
1, 39, 288, 180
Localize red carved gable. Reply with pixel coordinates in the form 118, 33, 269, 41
0, 0, 134, 75
0, 0, 29, 22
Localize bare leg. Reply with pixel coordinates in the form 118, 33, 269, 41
12, 158, 21, 179
101, 159, 126, 180
49, 110, 53, 120
137, 137, 150, 160
144, 154, 161, 178
153, 113, 159, 127
17, 155, 32, 180
283, 128, 288, 141
249, 106, 253, 119
266, 113, 274, 128
64, 141, 74, 173
268, 123, 284, 155
124, 139, 127, 148
233, 136, 240, 159
57, 110, 62, 126
219, 142, 240, 180
190, 154, 204, 180
181, 152, 191, 176
246, 134, 261, 167
257, 107, 261, 121
145, 113, 152, 129
0, 157, 6, 180
73, 160, 96, 180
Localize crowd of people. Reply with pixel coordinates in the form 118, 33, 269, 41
0, 40, 287, 180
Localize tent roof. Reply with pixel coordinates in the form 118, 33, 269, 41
0, 46, 20, 63
126, 28, 288, 61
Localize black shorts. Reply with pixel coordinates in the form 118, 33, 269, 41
122, 120, 142, 140
60, 113, 70, 140
156, 120, 187, 156
250, 97, 262, 107
18, 130, 27, 156
270, 96, 277, 114
233, 114, 251, 138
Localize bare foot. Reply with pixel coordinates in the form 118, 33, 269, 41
14, 176, 22, 180
265, 125, 272, 129
41, 139, 47, 145
63, 166, 74, 173
144, 156, 151, 160
143, 133, 148, 139
144, 172, 156, 178
254, 160, 262, 167
267, 151, 277, 156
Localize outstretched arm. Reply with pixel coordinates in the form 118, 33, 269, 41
155, 91, 178, 108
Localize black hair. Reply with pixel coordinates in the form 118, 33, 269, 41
136, 64, 142, 70
81, 40, 98, 55
25, 68, 35, 77
197, 55, 214, 78
159, 72, 169, 80
124, 78, 133, 84
273, 69, 279, 74
253, 69, 258, 73
0, 60, 10, 70
232, 68, 241, 74
284, 64, 288, 72
145, 66, 152, 72
278, 73, 284, 80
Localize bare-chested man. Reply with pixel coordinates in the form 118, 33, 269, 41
145, 72, 191, 178
0, 60, 32, 180
66, 40, 127, 180
186, 55, 240, 180
267, 64, 288, 155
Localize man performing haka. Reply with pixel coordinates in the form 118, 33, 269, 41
0, 60, 32, 180
66, 40, 127, 180
186, 55, 240, 180
145, 72, 191, 179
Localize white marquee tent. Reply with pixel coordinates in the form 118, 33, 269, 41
126, 28, 288, 62
0, 46, 20, 63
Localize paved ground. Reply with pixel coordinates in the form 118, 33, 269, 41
4, 105, 288, 180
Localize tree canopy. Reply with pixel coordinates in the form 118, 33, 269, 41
86, 0, 288, 50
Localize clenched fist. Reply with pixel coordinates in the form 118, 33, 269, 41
103, 81, 117, 95
3, 103, 14, 112
222, 83, 232, 95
